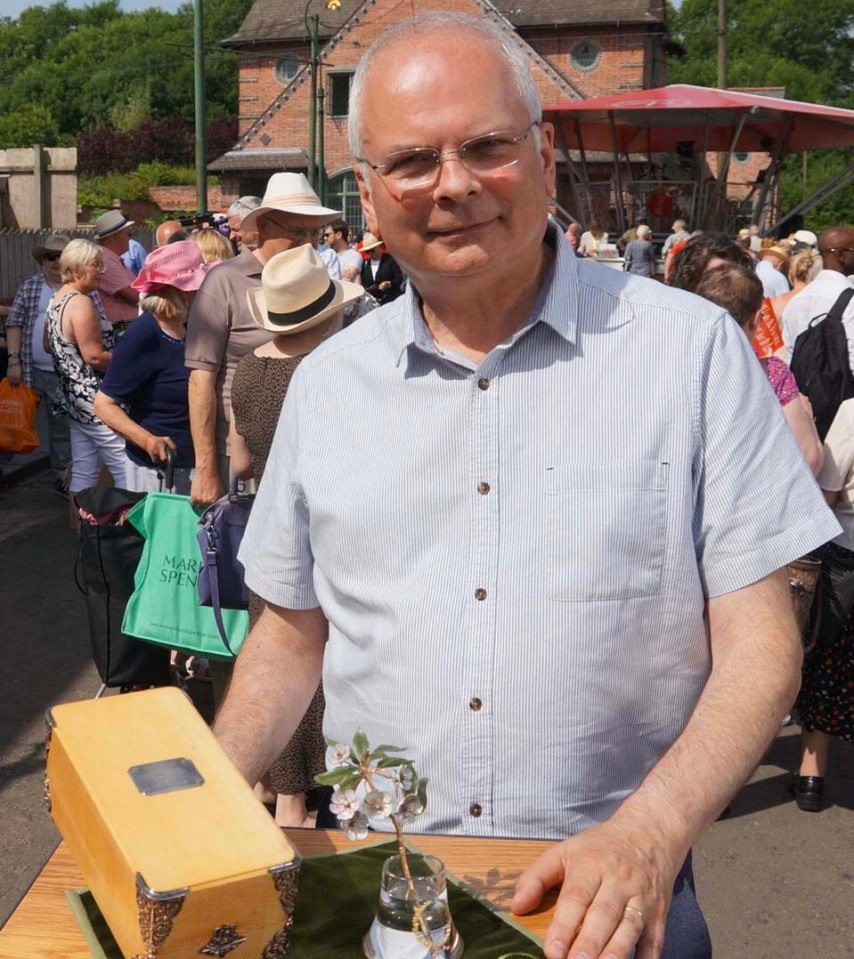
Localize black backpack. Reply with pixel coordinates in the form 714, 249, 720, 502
790, 287, 854, 440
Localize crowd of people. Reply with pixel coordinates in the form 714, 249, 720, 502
0, 12, 852, 958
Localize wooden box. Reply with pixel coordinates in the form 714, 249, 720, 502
45, 687, 300, 959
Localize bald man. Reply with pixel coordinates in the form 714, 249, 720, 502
782, 226, 854, 366
155, 220, 188, 247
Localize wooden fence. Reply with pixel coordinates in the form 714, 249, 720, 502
0, 227, 156, 302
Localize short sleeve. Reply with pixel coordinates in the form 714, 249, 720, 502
99, 316, 153, 404
817, 401, 854, 494
239, 366, 318, 609
693, 313, 840, 597
765, 357, 800, 406
185, 279, 229, 373
98, 252, 133, 297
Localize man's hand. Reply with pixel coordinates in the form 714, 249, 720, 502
512, 816, 679, 959
7, 362, 22, 387
144, 435, 177, 465
191, 464, 224, 509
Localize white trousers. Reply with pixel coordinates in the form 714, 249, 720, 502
68, 419, 126, 492
124, 454, 192, 496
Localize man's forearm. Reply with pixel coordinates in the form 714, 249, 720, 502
613, 568, 800, 858
188, 370, 220, 470
214, 603, 326, 785
6, 326, 22, 354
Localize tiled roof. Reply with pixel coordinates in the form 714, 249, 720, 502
224, 0, 664, 46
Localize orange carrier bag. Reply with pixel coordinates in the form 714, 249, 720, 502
0, 377, 40, 453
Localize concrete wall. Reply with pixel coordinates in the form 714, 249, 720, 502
0, 147, 78, 231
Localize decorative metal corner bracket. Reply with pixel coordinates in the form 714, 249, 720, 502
262, 858, 302, 958
133, 873, 188, 959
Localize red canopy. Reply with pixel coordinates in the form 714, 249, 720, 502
544, 84, 854, 154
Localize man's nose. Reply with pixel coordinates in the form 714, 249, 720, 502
431, 154, 480, 201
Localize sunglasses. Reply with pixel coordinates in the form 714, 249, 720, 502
43, 252, 62, 262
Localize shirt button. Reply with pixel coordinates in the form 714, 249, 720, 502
469, 697, 482, 711
477, 378, 490, 391
476, 482, 490, 495
469, 803, 483, 817
474, 588, 487, 601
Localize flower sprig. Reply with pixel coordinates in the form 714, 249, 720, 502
316, 729, 428, 854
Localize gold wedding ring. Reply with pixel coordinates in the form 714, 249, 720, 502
623, 905, 645, 925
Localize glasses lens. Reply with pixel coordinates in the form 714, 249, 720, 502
43, 252, 61, 262
460, 132, 526, 174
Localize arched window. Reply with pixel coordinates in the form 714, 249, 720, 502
327, 170, 364, 233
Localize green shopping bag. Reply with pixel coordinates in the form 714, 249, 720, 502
122, 493, 248, 661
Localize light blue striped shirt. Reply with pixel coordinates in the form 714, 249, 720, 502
241, 229, 839, 840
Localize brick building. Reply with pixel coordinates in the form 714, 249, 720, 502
212, 0, 668, 227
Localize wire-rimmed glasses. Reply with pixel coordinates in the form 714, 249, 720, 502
358, 122, 538, 199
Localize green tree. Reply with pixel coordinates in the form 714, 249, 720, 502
666, 0, 854, 227
0, 102, 62, 149
0, 0, 253, 142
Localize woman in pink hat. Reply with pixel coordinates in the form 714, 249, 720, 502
93, 241, 211, 493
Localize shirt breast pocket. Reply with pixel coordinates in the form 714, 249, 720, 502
546, 461, 669, 602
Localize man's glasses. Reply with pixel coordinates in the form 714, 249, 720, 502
358, 122, 538, 199
265, 217, 322, 242
820, 247, 854, 256
43, 252, 62, 262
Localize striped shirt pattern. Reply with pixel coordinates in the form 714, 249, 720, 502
242, 229, 839, 841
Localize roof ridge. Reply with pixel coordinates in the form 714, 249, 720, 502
234, 0, 379, 152
474, 0, 587, 101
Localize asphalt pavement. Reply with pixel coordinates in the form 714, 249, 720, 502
0, 468, 852, 956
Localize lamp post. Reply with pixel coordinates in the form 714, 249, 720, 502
194, 0, 207, 213
305, 0, 340, 203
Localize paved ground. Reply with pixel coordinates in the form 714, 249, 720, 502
0, 469, 852, 955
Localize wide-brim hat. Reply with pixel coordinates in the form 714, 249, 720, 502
94, 209, 134, 240
132, 240, 212, 294
241, 173, 341, 231
32, 233, 70, 262
246, 245, 363, 335
793, 229, 818, 247
360, 231, 384, 252
759, 245, 789, 265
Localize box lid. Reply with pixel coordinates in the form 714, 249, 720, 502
49, 688, 298, 892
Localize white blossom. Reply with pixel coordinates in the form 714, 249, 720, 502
362, 789, 394, 818
325, 742, 351, 767
330, 789, 360, 821
397, 794, 424, 824
342, 811, 369, 841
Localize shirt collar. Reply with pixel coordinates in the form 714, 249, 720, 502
396, 221, 579, 368
233, 247, 264, 277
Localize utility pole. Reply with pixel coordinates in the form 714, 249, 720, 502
717, 0, 727, 90
194, 0, 207, 213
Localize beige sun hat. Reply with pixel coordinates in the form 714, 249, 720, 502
360, 231, 384, 252
246, 245, 363, 335
32, 233, 70, 262
240, 172, 341, 231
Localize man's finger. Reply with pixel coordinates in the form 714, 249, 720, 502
542, 875, 602, 959
633, 908, 667, 959
595, 903, 646, 959
511, 844, 568, 914
563, 889, 629, 959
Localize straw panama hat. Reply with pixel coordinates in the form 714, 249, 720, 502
131, 241, 211, 294
246, 245, 363, 335
360, 232, 384, 252
94, 209, 134, 240
240, 172, 340, 230
759, 245, 790, 265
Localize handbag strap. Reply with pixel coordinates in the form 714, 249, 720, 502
200, 517, 237, 658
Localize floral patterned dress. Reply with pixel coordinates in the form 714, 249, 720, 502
46, 290, 115, 424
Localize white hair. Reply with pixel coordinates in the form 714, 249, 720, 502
348, 12, 543, 160
227, 196, 262, 220
59, 238, 102, 282
637, 224, 652, 239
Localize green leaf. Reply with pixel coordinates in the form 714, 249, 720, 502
370, 744, 408, 754
314, 766, 360, 788
352, 728, 370, 759
416, 777, 429, 812
375, 757, 404, 769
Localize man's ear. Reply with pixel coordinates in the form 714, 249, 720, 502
355, 166, 380, 235
539, 121, 557, 198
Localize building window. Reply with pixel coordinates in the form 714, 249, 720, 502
733, 152, 750, 164
329, 71, 355, 118
327, 170, 364, 233
275, 57, 300, 83
571, 40, 602, 72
